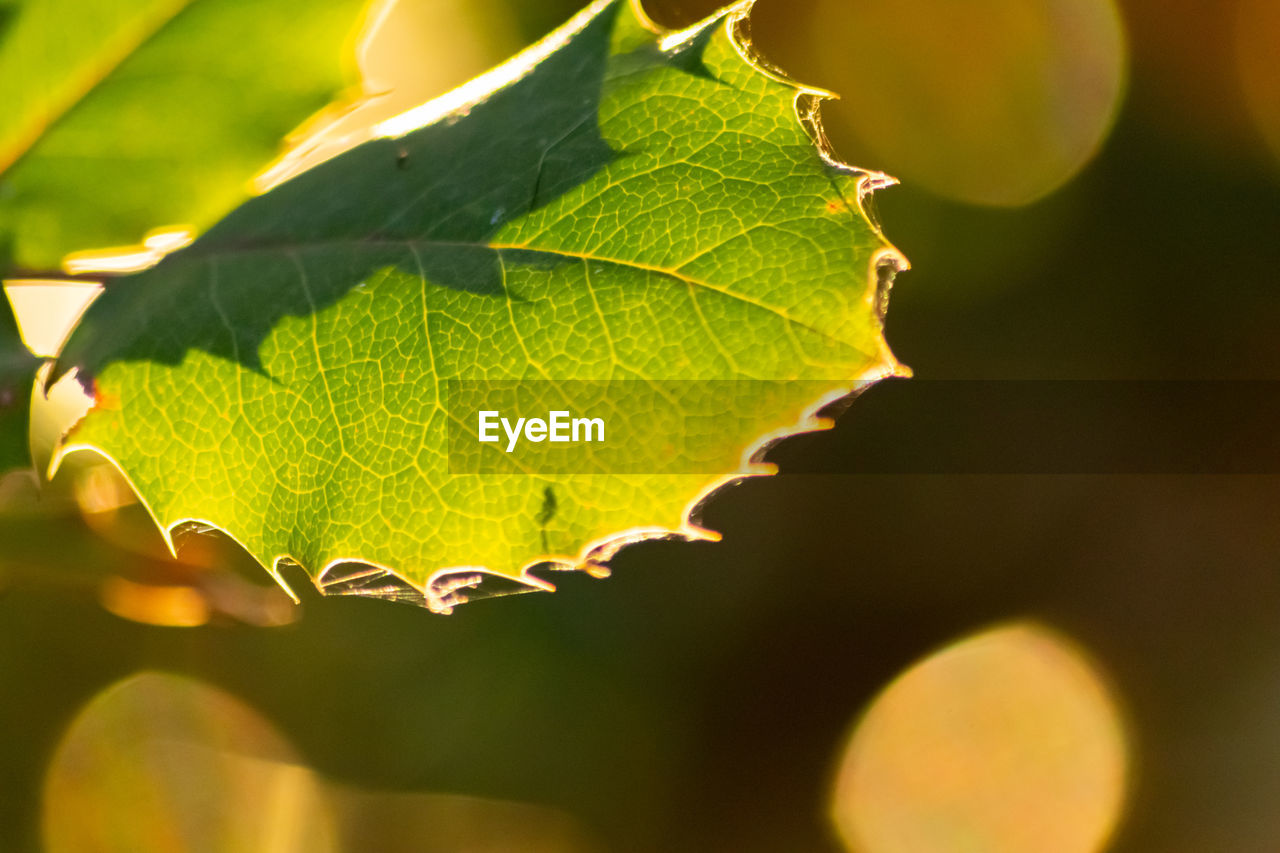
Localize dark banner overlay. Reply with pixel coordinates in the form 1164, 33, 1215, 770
445, 379, 1280, 475
446, 379, 848, 475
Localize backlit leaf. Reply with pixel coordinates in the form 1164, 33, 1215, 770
54, 0, 907, 610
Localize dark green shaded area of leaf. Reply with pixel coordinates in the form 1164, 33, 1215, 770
61, 2, 623, 380
0, 4, 16, 42
0, 295, 37, 472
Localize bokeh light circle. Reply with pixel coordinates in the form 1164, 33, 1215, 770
1236, 0, 1280, 167
810, 0, 1128, 206
42, 672, 337, 853
831, 623, 1130, 853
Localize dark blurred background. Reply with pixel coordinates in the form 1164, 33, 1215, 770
3, 0, 1280, 850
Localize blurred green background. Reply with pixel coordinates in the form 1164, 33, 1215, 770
3, 0, 1280, 850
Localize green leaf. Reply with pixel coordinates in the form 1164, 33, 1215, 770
0, 293, 38, 472
0, 0, 364, 272
54, 0, 907, 611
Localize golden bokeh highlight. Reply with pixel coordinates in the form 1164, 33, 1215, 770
254, 0, 522, 191
73, 460, 138, 517
99, 577, 212, 627
831, 622, 1129, 853
810, 0, 1127, 206
43, 672, 604, 850
1236, 0, 1280, 167
43, 672, 338, 853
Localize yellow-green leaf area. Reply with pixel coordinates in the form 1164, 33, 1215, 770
0, 0, 363, 271
55, 0, 906, 610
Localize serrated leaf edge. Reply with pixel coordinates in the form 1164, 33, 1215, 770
50, 0, 910, 613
